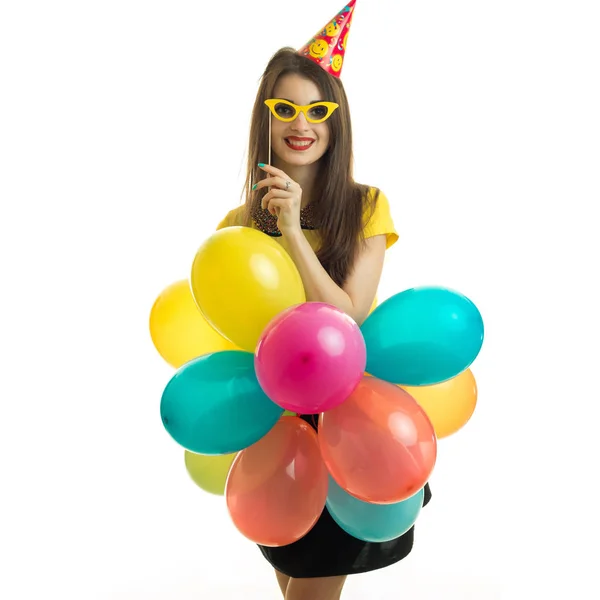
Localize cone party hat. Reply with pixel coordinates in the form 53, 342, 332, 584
297, 0, 356, 78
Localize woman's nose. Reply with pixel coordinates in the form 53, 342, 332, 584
290, 111, 310, 131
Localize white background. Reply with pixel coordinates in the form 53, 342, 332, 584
1, 1, 599, 598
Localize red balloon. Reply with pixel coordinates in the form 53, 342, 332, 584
225, 416, 328, 546
319, 376, 437, 504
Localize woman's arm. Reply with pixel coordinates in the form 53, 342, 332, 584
284, 229, 386, 326
254, 164, 390, 325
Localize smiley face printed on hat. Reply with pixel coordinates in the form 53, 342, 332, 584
309, 38, 329, 59
330, 54, 343, 73
337, 30, 348, 52
325, 21, 340, 37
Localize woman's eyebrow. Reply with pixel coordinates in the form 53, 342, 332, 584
276, 98, 323, 104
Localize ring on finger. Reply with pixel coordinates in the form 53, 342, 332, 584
285, 180, 291, 190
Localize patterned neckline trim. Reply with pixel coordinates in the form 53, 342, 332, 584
251, 203, 318, 237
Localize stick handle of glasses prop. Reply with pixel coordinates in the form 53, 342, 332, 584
266, 113, 280, 217
268, 113, 272, 167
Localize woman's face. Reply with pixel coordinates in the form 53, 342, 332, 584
269, 74, 331, 167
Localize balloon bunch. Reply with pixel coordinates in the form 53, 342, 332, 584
150, 226, 484, 547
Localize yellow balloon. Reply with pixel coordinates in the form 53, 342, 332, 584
400, 368, 477, 439
184, 450, 237, 496
369, 295, 378, 315
149, 279, 237, 368
190, 227, 306, 352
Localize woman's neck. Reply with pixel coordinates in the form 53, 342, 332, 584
272, 157, 320, 208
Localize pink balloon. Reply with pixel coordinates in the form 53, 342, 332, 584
255, 302, 366, 414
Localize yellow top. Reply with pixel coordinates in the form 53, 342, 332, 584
216, 187, 399, 255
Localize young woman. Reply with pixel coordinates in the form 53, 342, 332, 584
216, 5, 431, 598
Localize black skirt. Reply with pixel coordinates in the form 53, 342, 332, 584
258, 414, 432, 578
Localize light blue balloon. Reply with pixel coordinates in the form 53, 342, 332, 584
326, 476, 424, 542
361, 286, 484, 385
160, 350, 283, 454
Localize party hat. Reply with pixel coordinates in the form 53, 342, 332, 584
297, 0, 356, 78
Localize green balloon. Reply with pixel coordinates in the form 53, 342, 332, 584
184, 450, 237, 495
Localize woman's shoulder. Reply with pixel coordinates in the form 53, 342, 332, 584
359, 185, 391, 222
360, 185, 398, 248
216, 204, 247, 230
361, 185, 387, 206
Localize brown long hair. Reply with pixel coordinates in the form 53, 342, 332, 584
243, 47, 379, 287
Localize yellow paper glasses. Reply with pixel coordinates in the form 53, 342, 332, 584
264, 99, 339, 124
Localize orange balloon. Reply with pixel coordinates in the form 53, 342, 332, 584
319, 376, 437, 504
400, 368, 477, 439
225, 417, 328, 547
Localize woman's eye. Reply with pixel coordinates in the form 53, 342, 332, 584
309, 106, 327, 119
275, 104, 294, 117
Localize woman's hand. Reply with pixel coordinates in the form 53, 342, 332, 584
254, 164, 302, 236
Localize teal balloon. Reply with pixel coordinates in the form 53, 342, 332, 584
160, 350, 283, 454
326, 476, 424, 542
361, 286, 484, 385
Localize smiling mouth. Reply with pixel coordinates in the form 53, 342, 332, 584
285, 138, 315, 151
